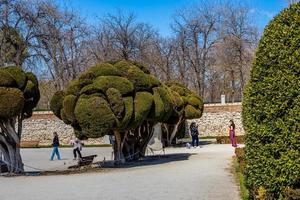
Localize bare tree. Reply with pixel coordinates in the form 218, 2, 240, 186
30, 1, 90, 90
172, 1, 221, 97
0, 0, 39, 67
218, 2, 258, 101
90, 10, 157, 65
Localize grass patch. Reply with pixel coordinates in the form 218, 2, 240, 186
233, 157, 250, 200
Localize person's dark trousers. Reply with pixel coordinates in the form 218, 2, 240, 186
192, 135, 199, 147
73, 148, 82, 159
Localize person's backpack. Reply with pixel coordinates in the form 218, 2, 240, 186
190, 127, 198, 136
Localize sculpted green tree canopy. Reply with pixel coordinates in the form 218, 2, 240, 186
0, 66, 40, 173
242, 3, 300, 198
51, 60, 203, 162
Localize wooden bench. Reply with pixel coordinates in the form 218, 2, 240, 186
20, 140, 40, 148
68, 155, 97, 169
78, 155, 97, 166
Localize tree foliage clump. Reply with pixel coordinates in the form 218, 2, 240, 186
0, 66, 40, 173
242, 3, 300, 199
51, 60, 203, 162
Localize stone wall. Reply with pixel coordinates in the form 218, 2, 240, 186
22, 103, 243, 144
187, 103, 244, 136
22, 112, 107, 145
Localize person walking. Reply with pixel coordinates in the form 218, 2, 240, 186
70, 138, 82, 160
50, 132, 61, 160
190, 122, 200, 148
229, 119, 237, 147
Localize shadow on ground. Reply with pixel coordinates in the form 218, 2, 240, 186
97, 153, 196, 168
173, 139, 216, 148
13, 153, 196, 177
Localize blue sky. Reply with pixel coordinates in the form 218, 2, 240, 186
66, 0, 288, 36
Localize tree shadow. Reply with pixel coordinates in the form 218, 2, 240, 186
96, 153, 196, 168
172, 139, 215, 148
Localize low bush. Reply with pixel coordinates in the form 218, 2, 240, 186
233, 156, 249, 200
284, 188, 300, 200
216, 135, 245, 144
235, 147, 246, 175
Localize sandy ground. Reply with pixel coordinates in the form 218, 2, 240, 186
0, 144, 240, 200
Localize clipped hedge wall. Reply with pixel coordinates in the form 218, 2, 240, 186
242, 3, 300, 199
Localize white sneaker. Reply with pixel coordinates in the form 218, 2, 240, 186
196, 146, 200, 148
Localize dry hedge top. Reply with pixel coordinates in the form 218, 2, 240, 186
51, 60, 203, 139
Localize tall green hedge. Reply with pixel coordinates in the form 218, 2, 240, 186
242, 3, 300, 199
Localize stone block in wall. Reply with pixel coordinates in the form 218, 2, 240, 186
21, 113, 107, 145
187, 110, 244, 137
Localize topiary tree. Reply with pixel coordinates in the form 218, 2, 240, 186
242, 3, 300, 198
0, 66, 40, 173
162, 82, 204, 145
51, 60, 160, 162
51, 60, 203, 163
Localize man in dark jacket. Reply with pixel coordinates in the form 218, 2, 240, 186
50, 132, 61, 160
190, 122, 200, 148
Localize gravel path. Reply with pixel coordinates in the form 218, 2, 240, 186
0, 144, 240, 200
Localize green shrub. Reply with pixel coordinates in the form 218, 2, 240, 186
235, 147, 246, 174
131, 91, 153, 126
50, 60, 203, 150
167, 82, 204, 122
62, 95, 77, 124
184, 105, 202, 119
154, 86, 173, 122
4, 66, 27, 89
119, 96, 133, 129
65, 79, 82, 96
74, 96, 117, 138
93, 76, 134, 95
126, 66, 160, 91
106, 87, 124, 118
86, 63, 121, 77
0, 70, 16, 87
50, 91, 65, 119
150, 87, 165, 121
242, 3, 300, 198
216, 135, 245, 144
0, 87, 24, 118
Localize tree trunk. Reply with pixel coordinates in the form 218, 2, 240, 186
113, 130, 125, 164
0, 119, 23, 173
168, 116, 184, 146
230, 69, 235, 103
0, 136, 23, 173
140, 121, 155, 157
